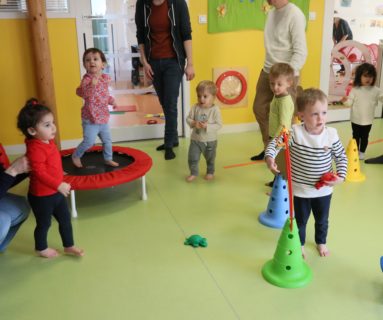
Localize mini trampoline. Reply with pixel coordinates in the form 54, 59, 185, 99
61, 146, 152, 218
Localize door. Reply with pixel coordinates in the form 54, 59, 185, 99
75, 0, 185, 142
321, 0, 383, 122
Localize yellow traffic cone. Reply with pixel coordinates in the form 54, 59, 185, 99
345, 138, 365, 182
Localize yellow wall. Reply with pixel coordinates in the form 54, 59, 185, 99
0, 19, 36, 145
189, 1, 325, 125
0, 1, 325, 146
48, 19, 83, 142
0, 18, 82, 146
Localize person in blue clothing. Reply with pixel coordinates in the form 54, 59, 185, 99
135, 0, 195, 160
0, 155, 30, 253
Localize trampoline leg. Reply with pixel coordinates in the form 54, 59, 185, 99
70, 190, 78, 218
141, 175, 147, 200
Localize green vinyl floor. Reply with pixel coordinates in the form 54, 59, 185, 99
1, 119, 383, 320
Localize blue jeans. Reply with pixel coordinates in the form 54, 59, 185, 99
0, 193, 30, 252
150, 58, 184, 148
73, 120, 113, 161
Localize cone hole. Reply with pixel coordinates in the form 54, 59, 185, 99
283, 185, 286, 189
271, 197, 275, 201
284, 198, 287, 202
354, 169, 358, 172
286, 266, 291, 271
285, 210, 288, 215
269, 209, 273, 213
286, 250, 292, 255
354, 159, 357, 162
353, 148, 357, 152
288, 234, 293, 239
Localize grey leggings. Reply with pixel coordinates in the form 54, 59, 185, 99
188, 140, 217, 176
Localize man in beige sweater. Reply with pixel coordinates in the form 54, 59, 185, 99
251, 0, 307, 161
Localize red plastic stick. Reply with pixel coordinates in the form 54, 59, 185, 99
282, 130, 294, 231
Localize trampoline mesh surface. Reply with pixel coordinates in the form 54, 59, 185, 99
62, 150, 135, 176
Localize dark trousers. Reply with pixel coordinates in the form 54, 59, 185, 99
351, 122, 372, 153
28, 193, 74, 251
294, 194, 332, 245
150, 58, 184, 148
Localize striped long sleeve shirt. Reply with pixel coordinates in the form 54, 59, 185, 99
265, 124, 348, 198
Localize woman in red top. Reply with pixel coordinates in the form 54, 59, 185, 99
17, 99, 84, 258
135, 0, 195, 160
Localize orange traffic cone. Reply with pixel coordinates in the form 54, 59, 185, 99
345, 139, 365, 182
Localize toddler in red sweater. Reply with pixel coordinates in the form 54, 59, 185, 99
17, 99, 84, 258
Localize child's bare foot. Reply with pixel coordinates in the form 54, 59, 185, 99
37, 248, 59, 258
317, 244, 330, 257
64, 246, 84, 257
186, 175, 196, 182
72, 156, 83, 168
204, 174, 214, 181
301, 246, 306, 259
105, 160, 119, 167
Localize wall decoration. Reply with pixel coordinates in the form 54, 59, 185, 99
208, 0, 310, 33
213, 67, 248, 108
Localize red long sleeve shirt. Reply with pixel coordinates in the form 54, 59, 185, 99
26, 139, 63, 196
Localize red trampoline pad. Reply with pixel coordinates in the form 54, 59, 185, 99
61, 146, 152, 190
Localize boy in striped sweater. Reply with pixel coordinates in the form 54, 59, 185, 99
265, 88, 348, 258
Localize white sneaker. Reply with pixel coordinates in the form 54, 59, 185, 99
359, 152, 365, 160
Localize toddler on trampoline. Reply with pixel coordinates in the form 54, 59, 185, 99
72, 48, 119, 168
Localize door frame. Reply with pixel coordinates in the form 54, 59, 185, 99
320, 0, 383, 122
73, 0, 189, 142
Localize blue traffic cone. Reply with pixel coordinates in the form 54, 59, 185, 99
259, 174, 290, 229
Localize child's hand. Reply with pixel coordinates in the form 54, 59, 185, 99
199, 121, 207, 129
265, 156, 280, 175
195, 121, 203, 129
112, 101, 118, 110
324, 175, 344, 187
340, 96, 348, 103
195, 121, 207, 129
58, 182, 71, 197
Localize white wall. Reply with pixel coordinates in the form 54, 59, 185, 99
335, 0, 383, 44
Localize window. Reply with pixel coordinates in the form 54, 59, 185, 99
0, 0, 68, 13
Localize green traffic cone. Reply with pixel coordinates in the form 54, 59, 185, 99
262, 218, 312, 288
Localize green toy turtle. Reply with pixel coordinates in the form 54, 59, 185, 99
184, 235, 208, 248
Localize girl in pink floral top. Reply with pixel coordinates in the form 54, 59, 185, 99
72, 48, 119, 168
